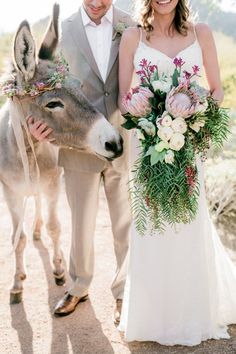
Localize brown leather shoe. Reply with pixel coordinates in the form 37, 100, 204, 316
54, 292, 88, 317
113, 299, 123, 325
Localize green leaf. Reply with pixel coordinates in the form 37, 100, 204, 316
122, 112, 135, 120
150, 150, 165, 166
145, 145, 155, 157
152, 70, 159, 81
121, 119, 137, 130
172, 68, 180, 87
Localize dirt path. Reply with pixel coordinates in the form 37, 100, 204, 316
1, 180, 236, 354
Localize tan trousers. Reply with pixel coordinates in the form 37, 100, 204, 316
64, 164, 131, 299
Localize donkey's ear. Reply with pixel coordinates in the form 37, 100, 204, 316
38, 3, 60, 60
13, 21, 36, 81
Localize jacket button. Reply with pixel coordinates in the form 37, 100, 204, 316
104, 91, 109, 97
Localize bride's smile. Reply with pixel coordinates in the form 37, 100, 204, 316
152, 0, 178, 15
156, 0, 173, 5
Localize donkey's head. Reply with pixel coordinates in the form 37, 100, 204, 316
11, 4, 123, 160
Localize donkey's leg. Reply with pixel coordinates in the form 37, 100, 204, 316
3, 185, 27, 304
33, 194, 43, 240
43, 172, 65, 286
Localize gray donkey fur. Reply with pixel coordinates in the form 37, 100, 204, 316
0, 4, 123, 304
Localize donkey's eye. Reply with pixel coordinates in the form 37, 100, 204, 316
45, 101, 64, 109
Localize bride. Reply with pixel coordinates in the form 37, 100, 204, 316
118, 0, 236, 346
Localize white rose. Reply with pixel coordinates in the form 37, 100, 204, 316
156, 117, 162, 129
138, 120, 156, 136
137, 130, 145, 140
161, 110, 169, 117
157, 126, 174, 142
152, 79, 172, 93
161, 114, 172, 127
190, 121, 205, 133
165, 150, 175, 164
171, 118, 187, 134
169, 133, 185, 151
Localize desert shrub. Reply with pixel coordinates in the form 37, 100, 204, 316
205, 158, 236, 222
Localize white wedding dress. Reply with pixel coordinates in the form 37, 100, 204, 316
119, 32, 236, 346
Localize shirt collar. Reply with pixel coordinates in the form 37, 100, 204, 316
81, 5, 113, 27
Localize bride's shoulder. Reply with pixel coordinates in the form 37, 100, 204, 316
187, 22, 213, 38
121, 26, 140, 48
122, 26, 140, 40
195, 23, 213, 36
194, 23, 215, 49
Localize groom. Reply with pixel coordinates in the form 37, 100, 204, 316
29, 0, 133, 322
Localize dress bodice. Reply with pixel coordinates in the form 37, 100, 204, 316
134, 36, 203, 82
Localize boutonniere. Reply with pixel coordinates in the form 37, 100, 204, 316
112, 21, 129, 41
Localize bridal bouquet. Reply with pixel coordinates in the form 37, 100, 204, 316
122, 58, 230, 234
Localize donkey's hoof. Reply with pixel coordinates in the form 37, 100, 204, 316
33, 231, 41, 241
10, 291, 23, 304
54, 272, 66, 286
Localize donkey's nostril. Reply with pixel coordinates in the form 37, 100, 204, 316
105, 140, 123, 157
105, 141, 117, 152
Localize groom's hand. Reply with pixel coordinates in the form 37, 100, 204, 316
27, 116, 55, 142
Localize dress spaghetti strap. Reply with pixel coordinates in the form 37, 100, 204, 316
138, 26, 143, 43
193, 24, 199, 43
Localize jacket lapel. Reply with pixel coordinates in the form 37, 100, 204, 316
68, 8, 103, 82
105, 7, 120, 82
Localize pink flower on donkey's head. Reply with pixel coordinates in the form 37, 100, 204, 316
122, 86, 154, 118
35, 82, 47, 90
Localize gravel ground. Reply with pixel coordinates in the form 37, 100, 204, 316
1, 180, 236, 354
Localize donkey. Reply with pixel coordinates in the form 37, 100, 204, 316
0, 4, 123, 304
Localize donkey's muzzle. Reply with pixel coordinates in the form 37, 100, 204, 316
86, 117, 124, 160
105, 136, 123, 159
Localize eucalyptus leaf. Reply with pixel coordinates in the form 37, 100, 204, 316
145, 145, 155, 157
150, 150, 166, 166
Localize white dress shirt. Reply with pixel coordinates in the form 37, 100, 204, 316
81, 5, 113, 82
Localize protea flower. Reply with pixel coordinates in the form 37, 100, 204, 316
122, 86, 154, 117
165, 85, 199, 119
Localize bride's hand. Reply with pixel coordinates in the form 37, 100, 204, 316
211, 88, 224, 106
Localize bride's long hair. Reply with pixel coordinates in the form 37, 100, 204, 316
133, 0, 190, 40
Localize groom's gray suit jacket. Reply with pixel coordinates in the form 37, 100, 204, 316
58, 6, 134, 172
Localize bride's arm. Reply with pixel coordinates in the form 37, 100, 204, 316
196, 23, 224, 105
118, 27, 139, 113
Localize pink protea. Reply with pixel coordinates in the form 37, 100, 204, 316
165, 85, 199, 119
122, 86, 154, 117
